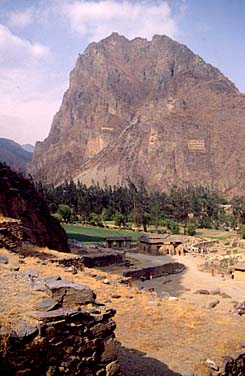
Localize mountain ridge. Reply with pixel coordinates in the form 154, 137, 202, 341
0, 138, 32, 172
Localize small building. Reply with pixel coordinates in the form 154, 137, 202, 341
139, 234, 186, 256
104, 236, 132, 249
233, 262, 245, 281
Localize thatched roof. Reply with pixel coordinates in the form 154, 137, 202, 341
139, 234, 188, 245
105, 236, 132, 241
139, 234, 169, 244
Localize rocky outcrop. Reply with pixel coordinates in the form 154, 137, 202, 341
0, 138, 32, 172
30, 33, 245, 197
0, 163, 69, 252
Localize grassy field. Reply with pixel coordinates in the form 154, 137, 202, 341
195, 228, 237, 241
63, 224, 143, 243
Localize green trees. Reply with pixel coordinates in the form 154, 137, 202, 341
239, 225, 245, 239
185, 222, 197, 236
166, 220, 180, 234
57, 204, 72, 223
87, 213, 103, 227
35, 179, 244, 232
114, 211, 126, 227
231, 197, 245, 225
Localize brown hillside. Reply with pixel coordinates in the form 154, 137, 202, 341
29, 33, 245, 197
0, 163, 70, 252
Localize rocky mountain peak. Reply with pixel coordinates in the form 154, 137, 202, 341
29, 34, 244, 197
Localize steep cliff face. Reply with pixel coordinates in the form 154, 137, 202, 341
30, 33, 245, 197
0, 163, 70, 252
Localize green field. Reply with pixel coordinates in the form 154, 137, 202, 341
63, 224, 143, 243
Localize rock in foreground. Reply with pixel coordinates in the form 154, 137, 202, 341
46, 280, 96, 305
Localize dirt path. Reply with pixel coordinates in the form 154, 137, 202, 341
128, 253, 245, 305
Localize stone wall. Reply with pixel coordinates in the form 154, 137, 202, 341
123, 262, 186, 280
82, 252, 125, 268
0, 218, 22, 252
191, 240, 218, 251
50, 256, 85, 271
0, 280, 119, 376
50, 252, 125, 271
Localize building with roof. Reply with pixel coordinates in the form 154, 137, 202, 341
104, 236, 132, 249
139, 234, 187, 256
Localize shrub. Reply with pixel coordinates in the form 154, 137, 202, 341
185, 223, 197, 236
238, 224, 245, 239
88, 213, 103, 227
167, 220, 180, 234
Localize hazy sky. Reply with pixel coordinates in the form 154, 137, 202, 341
0, 0, 244, 145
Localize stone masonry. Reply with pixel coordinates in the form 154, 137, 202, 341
0, 279, 119, 376
0, 217, 23, 252
123, 262, 186, 280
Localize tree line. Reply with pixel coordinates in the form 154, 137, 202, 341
35, 179, 245, 235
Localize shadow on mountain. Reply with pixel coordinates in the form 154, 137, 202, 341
117, 342, 181, 376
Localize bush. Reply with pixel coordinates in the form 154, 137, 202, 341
114, 211, 126, 227
238, 224, 245, 239
199, 218, 212, 229
167, 220, 180, 234
88, 213, 103, 227
185, 223, 197, 236
57, 204, 72, 223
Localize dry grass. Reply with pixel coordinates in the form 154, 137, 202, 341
0, 244, 244, 374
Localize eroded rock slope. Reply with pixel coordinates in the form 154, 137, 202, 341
30, 33, 245, 197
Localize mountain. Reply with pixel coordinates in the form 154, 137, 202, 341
0, 162, 70, 252
29, 33, 245, 197
0, 138, 32, 172
22, 144, 34, 153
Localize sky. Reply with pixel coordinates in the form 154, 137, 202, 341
0, 0, 244, 145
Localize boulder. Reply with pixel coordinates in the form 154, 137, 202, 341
194, 289, 210, 295
0, 255, 8, 264
206, 299, 220, 309
210, 288, 221, 295
35, 298, 60, 311
100, 335, 118, 363
45, 281, 95, 305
